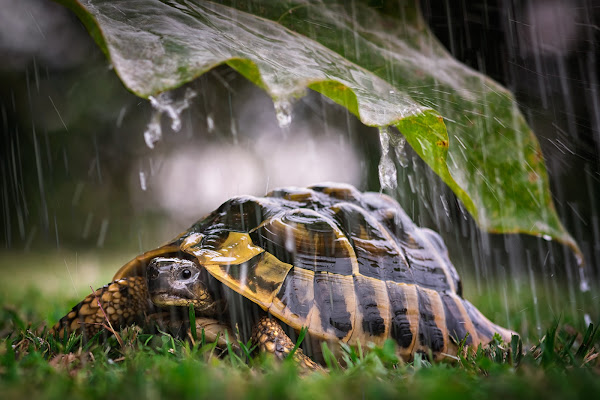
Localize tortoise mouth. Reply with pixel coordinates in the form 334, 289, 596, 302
151, 292, 194, 307
151, 290, 218, 313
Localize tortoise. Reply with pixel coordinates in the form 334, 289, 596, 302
52, 183, 514, 368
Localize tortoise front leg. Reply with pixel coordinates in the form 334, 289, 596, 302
251, 316, 321, 371
51, 277, 150, 339
194, 317, 240, 352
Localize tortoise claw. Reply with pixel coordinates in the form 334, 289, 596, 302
251, 316, 322, 371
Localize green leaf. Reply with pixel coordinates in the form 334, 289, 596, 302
54, 0, 580, 256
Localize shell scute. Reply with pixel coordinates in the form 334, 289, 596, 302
249, 209, 356, 276
439, 291, 475, 346
386, 282, 418, 357
352, 275, 389, 339
329, 202, 411, 283
272, 266, 314, 321
309, 182, 362, 202
189, 196, 276, 238
313, 272, 355, 340
415, 287, 447, 357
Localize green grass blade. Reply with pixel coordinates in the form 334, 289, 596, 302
286, 326, 308, 361
188, 304, 197, 342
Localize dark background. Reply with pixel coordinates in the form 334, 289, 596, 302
1, 0, 598, 324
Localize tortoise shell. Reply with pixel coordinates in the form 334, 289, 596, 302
112, 183, 511, 360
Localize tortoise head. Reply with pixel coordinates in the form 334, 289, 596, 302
146, 257, 222, 315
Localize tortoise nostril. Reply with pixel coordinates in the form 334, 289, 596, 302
148, 266, 159, 281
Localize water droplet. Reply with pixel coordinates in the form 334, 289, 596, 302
156, 88, 197, 131
584, 313, 592, 327
579, 267, 590, 292
97, 218, 109, 248
207, 114, 214, 132
231, 120, 238, 144
440, 194, 450, 217
285, 225, 296, 252
72, 182, 84, 206
542, 234, 552, 241
82, 213, 93, 239
394, 135, 409, 168
378, 126, 397, 190
144, 88, 197, 148
527, 255, 542, 336
456, 199, 469, 220
116, 106, 127, 128
575, 252, 584, 267
274, 98, 293, 128
143, 111, 162, 149
139, 170, 147, 191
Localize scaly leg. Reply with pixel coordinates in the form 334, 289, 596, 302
51, 277, 150, 340
251, 316, 321, 371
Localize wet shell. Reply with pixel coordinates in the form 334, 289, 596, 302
113, 183, 512, 360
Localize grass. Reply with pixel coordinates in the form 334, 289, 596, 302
1, 250, 599, 399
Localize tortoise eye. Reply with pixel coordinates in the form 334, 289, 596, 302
181, 268, 192, 280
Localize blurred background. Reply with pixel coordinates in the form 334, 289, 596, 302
0, 0, 599, 338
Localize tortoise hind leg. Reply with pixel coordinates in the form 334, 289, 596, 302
51, 277, 150, 340
251, 316, 321, 371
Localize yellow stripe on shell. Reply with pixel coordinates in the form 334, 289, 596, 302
186, 232, 264, 265
204, 252, 293, 311
310, 272, 356, 342
447, 292, 480, 349
464, 301, 515, 344
348, 274, 391, 347
269, 267, 315, 332
387, 282, 419, 359
180, 232, 204, 252
413, 288, 449, 361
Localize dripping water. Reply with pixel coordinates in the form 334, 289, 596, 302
139, 170, 147, 191
378, 126, 397, 190
143, 88, 197, 149
143, 109, 163, 149
394, 135, 409, 168
274, 98, 293, 129
206, 114, 215, 132
527, 251, 542, 336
